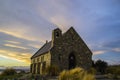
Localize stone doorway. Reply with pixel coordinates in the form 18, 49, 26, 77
69, 53, 76, 69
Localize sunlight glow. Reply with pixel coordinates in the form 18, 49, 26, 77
0, 50, 31, 64
93, 50, 106, 55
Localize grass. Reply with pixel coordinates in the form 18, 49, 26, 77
0, 68, 24, 79
106, 65, 120, 79
0, 74, 22, 79
59, 67, 95, 80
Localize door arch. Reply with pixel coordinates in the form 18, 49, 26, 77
69, 53, 76, 69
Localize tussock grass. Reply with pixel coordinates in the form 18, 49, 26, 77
59, 67, 95, 80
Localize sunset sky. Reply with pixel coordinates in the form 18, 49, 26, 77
0, 0, 120, 66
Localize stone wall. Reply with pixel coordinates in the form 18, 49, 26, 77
50, 27, 92, 71
31, 27, 93, 75
31, 52, 51, 74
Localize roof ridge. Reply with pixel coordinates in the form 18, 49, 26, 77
63, 27, 75, 35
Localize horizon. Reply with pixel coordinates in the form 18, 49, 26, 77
0, 0, 120, 67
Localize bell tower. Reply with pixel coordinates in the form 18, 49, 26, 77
52, 28, 62, 46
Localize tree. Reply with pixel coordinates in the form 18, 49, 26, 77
1, 68, 17, 76
92, 60, 95, 68
95, 60, 108, 74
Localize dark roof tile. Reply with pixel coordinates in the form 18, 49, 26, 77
31, 41, 52, 58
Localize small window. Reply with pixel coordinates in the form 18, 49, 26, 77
37, 58, 39, 62
58, 54, 62, 61
55, 32, 59, 37
41, 57, 42, 62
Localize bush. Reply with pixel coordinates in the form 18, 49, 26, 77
59, 67, 95, 80
107, 66, 120, 75
88, 68, 97, 75
44, 65, 60, 76
1, 68, 17, 76
107, 65, 120, 79
95, 60, 108, 74
20, 70, 26, 74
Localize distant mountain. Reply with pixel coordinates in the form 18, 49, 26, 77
0, 66, 30, 71
12, 66, 30, 70
0, 66, 6, 70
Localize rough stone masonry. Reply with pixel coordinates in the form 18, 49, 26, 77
31, 27, 92, 75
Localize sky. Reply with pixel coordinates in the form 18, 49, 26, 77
0, 0, 120, 67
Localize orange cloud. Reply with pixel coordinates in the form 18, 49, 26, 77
0, 54, 22, 62
0, 50, 32, 64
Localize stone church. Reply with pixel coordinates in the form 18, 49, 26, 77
31, 27, 92, 74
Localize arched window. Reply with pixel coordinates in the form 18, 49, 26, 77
55, 32, 59, 38
69, 53, 76, 69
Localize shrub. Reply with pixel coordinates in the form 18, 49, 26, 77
107, 66, 120, 75
44, 65, 60, 76
1, 68, 17, 76
59, 67, 95, 80
88, 68, 97, 75
107, 66, 120, 79
95, 60, 108, 74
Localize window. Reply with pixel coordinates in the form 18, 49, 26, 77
41, 57, 42, 62
37, 57, 39, 62
58, 54, 62, 61
55, 32, 59, 38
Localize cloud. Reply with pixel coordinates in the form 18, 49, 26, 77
0, 32, 43, 52
6, 40, 20, 44
0, 49, 32, 63
93, 50, 106, 55
50, 15, 71, 31
0, 54, 22, 62
0, 0, 120, 66
28, 44, 41, 49
0, 0, 56, 43
0, 32, 43, 66
112, 48, 120, 53
0, 31, 44, 65
102, 39, 120, 48
91, 39, 120, 55
36, 0, 74, 31
0, 29, 27, 39
0, 27, 44, 43
4, 44, 28, 50
101, 39, 120, 53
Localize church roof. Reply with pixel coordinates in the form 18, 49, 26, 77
31, 41, 52, 59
